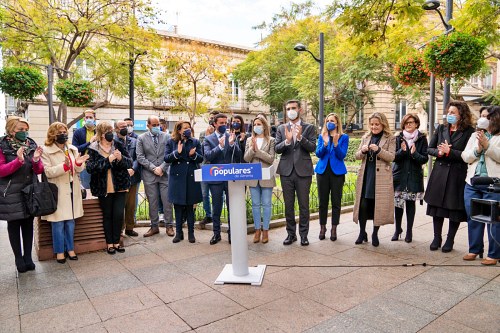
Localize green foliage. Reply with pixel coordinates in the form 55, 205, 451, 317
55, 79, 94, 107
423, 32, 488, 80
0, 66, 46, 100
345, 138, 361, 163
393, 53, 429, 87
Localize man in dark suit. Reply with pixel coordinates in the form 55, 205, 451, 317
124, 117, 138, 139
203, 113, 241, 245
275, 100, 317, 246
72, 109, 97, 189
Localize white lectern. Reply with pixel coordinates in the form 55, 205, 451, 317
195, 163, 273, 286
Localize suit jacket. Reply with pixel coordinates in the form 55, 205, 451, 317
72, 126, 95, 154
203, 131, 242, 184
275, 121, 317, 177
116, 135, 141, 185
244, 136, 276, 188
136, 131, 171, 183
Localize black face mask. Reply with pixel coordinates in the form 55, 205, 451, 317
119, 128, 128, 137
55, 134, 68, 144
104, 132, 114, 142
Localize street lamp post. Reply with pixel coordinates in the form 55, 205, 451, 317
294, 32, 325, 128
128, 51, 147, 120
422, 0, 453, 174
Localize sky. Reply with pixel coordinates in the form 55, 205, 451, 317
155, 0, 332, 48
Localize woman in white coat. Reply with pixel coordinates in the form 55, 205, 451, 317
42, 122, 88, 263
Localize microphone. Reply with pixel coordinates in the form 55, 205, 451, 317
471, 177, 500, 186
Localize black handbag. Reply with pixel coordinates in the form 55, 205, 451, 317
22, 173, 58, 216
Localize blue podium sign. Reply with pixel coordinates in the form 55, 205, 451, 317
201, 163, 262, 181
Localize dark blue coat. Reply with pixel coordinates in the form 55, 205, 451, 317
164, 137, 203, 205
116, 135, 141, 185
72, 126, 95, 154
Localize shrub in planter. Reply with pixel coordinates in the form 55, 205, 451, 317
55, 79, 94, 107
423, 32, 487, 79
394, 54, 430, 87
0, 66, 46, 100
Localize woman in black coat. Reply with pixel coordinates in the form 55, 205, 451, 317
424, 101, 474, 253
164, 121, 203, 243
392, 114, 428, 243
86, 121, 132, 254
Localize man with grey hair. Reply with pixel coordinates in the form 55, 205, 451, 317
136, 115, 174, 237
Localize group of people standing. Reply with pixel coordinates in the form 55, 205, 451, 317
0, 100, 498, 273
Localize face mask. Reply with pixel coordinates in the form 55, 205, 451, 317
104, 132, 114, 142
55, 133, 68, 144
127, 126, 134, 134
287, 110, 298, 121
85, 119, 95, 127
15, 131, 28, 141
182, 129, 192, 138
217, 125, 227, 134
326, 122, 336, 131
477, 117, 489, 130
253, 125, 263, 135
232, 122, 241, 130
446, 114, 458, 125
150, 126, 160, 135
119, 128, 128, 137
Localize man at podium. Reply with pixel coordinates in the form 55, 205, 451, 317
203, 114, 242, 245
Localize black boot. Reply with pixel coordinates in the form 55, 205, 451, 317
172, 231, 184, 243
15, 257, 27, 273
319, 225, 326, 240
430, 218, 444, 251
355, 219, 368, 245
187, 219, 195, 243
405, 201, 415, 243
442, 221, 460, 253
392, 207, 403, 241
23, 254, 36, 271
372, 226, 380, 247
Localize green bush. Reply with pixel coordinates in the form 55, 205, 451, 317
0, 66, 46, 100
55, 79, 94, 106
345, 138, 361, 163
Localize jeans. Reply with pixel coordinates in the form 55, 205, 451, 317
79, 169, 91, 189
51, 219, 75, 254
201, 181, 212, 218
464, 183, 500, 258
250, 184, 273, 230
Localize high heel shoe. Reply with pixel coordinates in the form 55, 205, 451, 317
391, 228, 403, 241
56, 254, 66, 264
404, 231, 413, 243
463, 253, 483, 261
372, 233, 380, 247
355, 231, 368, 245
330, 225, 337, 242
319, 225, 326, 240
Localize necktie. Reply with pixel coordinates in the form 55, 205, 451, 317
153, 135, 158, 149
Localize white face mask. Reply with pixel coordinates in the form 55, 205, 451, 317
287, 110, 298, 121
127, 126, 134, 134
477, 117, 489, 130
253, 125, 263, 135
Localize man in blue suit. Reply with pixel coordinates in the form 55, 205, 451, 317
72, 109, 97, 189
203, 113, 241, 245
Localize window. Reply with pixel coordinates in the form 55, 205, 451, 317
483, 72, 493, 90
227, 74, 239, 101
395, 99, 407, 129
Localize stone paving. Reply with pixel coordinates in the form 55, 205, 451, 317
1, 203, 499, 333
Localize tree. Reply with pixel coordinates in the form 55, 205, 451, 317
158, 40, 231, 125
0, 0, 161, 125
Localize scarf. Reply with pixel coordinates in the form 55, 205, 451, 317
6, 135, 33, 157
402, 130, 419, 148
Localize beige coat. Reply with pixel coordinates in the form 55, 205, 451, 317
353, 133, 396, 226
244, 136, 276, 188
462, 133, 500, 185
41, 144, 84, 222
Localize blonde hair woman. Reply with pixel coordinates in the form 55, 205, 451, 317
41, 122, 89, 263
244, 115, 276, 243
0, 117, 43, 272
353, 112, 395, 247
86, 121, 132, 254
315, 113, 349, 241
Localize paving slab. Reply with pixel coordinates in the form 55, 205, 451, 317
148, 275, 213, 304
418, 317, 482, 333
195, 311, 285, 333
304, 313, 384, 333
412, 266, 490, 294
440, 297, 500, 333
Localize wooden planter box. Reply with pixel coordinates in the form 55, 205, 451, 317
35, 198, 107, 261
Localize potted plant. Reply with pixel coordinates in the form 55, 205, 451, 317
55, 79, 94, 107
393, 54, 430, 87
0, 66, 46, 100
423, 32, 487, 79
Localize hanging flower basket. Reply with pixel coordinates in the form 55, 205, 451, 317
0, 66, 46, 100
423, 32, 487, 79
55, 79, 94, 107
393, 54, 430, 87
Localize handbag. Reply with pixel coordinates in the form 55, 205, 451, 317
22, 173, 58, 216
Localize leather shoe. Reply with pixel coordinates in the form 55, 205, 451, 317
210, 234, 221, 245
463, 253, 483, 261
143, 227, 159, 237
283, 235, 297, 245
481, 258, 498, 266
300, 236, 309, 246
166, 226, 175, 237
125, 229, 139, 237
